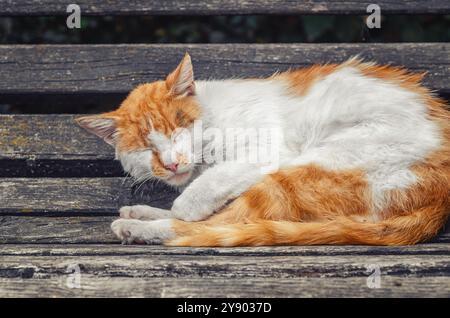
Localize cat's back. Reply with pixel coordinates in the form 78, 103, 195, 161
280, 60, 436, 123
194, 60, 447, 163
279, 60, 445, 152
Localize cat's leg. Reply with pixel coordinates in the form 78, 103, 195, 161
111, 164, 372, 245
117, 162, 263, 222
170, 162, 265, 222
111, 194, 257, 244
119, 205, 172, 220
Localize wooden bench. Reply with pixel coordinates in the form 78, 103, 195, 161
0, 1, 449, 297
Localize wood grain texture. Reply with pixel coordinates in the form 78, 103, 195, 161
1, 0, 449, 16
0, 115, 114, 161
2, 244, 450, 257
0, 44, 448, 96
0, 178, 130, 214
0, 216, 117, 244
1, 250, 449, 279
1, 244, 449, 297
1, 217, 449, 244
0, 114, 119, 177
1, 276, 449, 298
0, 114, 120, 176
0, 178, 178, 214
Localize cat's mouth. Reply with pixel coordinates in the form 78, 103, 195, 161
165, 170, 192, 186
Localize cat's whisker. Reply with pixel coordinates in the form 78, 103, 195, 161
131, 173, 152, 188
133, 174, 152, 195
121, 171, 132, 186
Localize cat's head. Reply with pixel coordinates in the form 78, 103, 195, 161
76, 53, 201, 186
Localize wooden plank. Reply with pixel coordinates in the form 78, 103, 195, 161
0, 114, 120, 177
1, 251, 449, 279
0, 178, 178, 214
0, 217, 117, 244
0, 178, 130, 214
2, 244, 450, 257
1, 276, 449, 298
1, 1, 449, 16
0, 216, 120, 244
0, 115, 114, 161
0, 44, 448, 97
0, 114, 121, 177
0, 217, 448, 244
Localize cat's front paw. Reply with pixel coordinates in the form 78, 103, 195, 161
111, 219, 147, 244
119, 205, 152, 220
119, 205, 171, 220
111, 218, 175, 245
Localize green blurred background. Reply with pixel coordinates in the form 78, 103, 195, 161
1, 15, 449, 44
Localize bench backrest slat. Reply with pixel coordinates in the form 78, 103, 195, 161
1, 43, 449, 96
2, 0, 450, 16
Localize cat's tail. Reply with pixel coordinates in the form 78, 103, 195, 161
166, 205, 449, 246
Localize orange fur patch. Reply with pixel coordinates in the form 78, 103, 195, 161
110, 82, 200, 152
86, 57, 201, 178
350, 60, 426, 93
278, 64, 339, 96
242, 165, 371, 222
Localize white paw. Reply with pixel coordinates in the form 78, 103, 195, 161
111, 219, 146, 244
111, 219, 175, 245
119, 205, 171, 220
119, 205, 149, 219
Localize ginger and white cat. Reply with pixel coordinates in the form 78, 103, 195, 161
77, 53, 450, 246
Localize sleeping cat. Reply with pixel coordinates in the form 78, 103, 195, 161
76, 53, 450, 246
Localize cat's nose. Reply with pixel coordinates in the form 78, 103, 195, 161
164, 163, 178, 172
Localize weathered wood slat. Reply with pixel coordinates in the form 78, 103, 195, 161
1, 252, 449, 279
0, 159, 122, 177
0, 178, 178, 214
0, 115, 113, 161
2, 244, 449, 297
1, 276, 449, 298
0, 217, 117, 244
0, 44, 448, 96
2, 244, 450, 257
0, 178, 129, 214
0, 216, 119, 244
1, 216, 449, 244
0, 115, 119, 177
1, 0, 449, 16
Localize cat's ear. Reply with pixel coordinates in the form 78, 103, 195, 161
165, 53, 195, 97
75, 115, 118, 146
